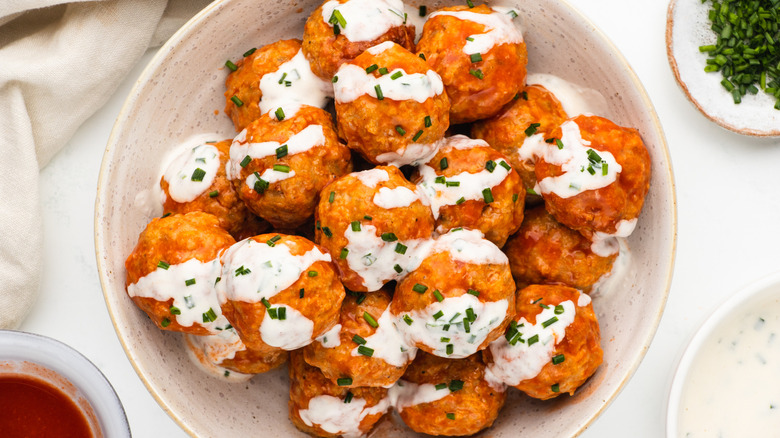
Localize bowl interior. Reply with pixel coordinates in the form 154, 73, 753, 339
95, 0, 676, 436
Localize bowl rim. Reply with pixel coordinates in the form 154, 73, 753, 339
665, 270, 780, 436
94, 0, 678, 436
0, 329, 131, 437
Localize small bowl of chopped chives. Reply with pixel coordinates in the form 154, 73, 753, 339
666, 0, 780, 136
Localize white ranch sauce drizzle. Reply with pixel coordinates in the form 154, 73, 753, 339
127, 257, 226, 334
678, 299, 780, 436
485, 298, 580, 388
354, 168, 390, 188
342, 223, 434, 291
298, 394, 391, 438
590, 218, 638, 256
182, 332, 253, 382
320, 0, 407, 43
334, 64, 444, 104
258, 49, 333, 114
525, 73, 608, 117
395, 292, 509, 359
217, 237, 331, 304
350, 306, 417, 367
162, 143, 220, 203
226, 124, 326, 181
316, 323, 343, 348
246, 167, 296, 188
372, 186, 425, 209
428, 8, 523, 56
375, 138, 444, 167
591, 238, 631, 298
387, 380, 450, 412
536, 120, 622, 199
432, 228, 508, 266
259, 304, 316, 350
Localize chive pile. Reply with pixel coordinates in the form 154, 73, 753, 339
699, 0, 780, 108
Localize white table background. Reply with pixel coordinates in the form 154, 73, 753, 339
22, 0, 780, 436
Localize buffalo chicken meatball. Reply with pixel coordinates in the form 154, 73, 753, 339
160, 138, 269, 239
534, 114, 651, 240
217, 234, 345, 354
390, 352, 506, 436
303, 287, 416, 387
484, 284, 603, 400
227, 104, 352, 230
315, 166, 435, 292
504, 206, 617, 290
417, 5, 527, 124
289, 350, 389, 438
471, 84, 568, 196
391, 228, 515, 358
224, 39, 333, 132
184, 328, 287, 376
125, 212, 235, 335
302, 0, 416, 80
414, 135, 525, 247
333, 41, 449, 165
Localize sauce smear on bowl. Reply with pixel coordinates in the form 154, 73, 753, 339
0, 375, 93, 437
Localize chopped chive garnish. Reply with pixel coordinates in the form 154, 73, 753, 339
440, 337, 451, 343
277, 306, 287, 320
243, 48, 256, 57
328, 191, 335, 203
433, 289, 444, 302
456, 197, 465, 205
340, 248, 349, 259
161, 212, 171, 218
225, 60, 238, 71
253, 177, 269, 194
267, 234, 282, 246
363, 312, 378, 328
322, 227, 333, 238
433, 311, 444, 320
381, 232, 398, 242
449, 312, 461, 323
299, 288, 305, 298
412, 130, 424, 142
521, 90, 528, 100
446, 413, 455, 420
391, 71, 403, 80
161, 317, 171, 327
329, 9, 347, 28
363, 215, 372, 220
424, 115, 432, 127
419, 5, 427, 16
552, 354, 565, 365
240, 155, 251, 168
446, 344, 454, 355
352, 334, 367, 345
527, 334, 539, 346
357, 345, 374, 357
439, 157, 448, 170
202, 308, 217, 323
532, 298, 543, 304
525, 123, 541, 137
365, 64, 379, 73
418, 53, 426, 61
435, 176, 445, 184
261, 297, 271, 308
445, 181, 460, 187
267, 308, 278, 319
275, 107, 285, 120
157, 260, 170, 270
235, 265, 251, 276
344, 392, 353, 403
170, 305, 181, 315
337, 377, 353, 386
469, 53, 482, 63
469, 68, 484, 79
465, 307, 476, 322
466, 0, 474, 7
499, 161, 511, 171
551, 383, 560, 393
512, 193, 518, 202
485, 160, 496, 172
208, 190, 219, 198
467, 289, 479, 297
214, 277, 221, 285
185, 278, 196, 286
449, 380, 464, 391
482, 188, 494, 203
278, 72, 287, 84
413, 283, 428, 294
394, 264, 403, 273
351, 221, 361, 232
435, 383, 447, 390
395, 243, 407, 254
554, 305, 564, 315
542, 316, 559, 328
374, 84, 384, 100
395, 125, 406, 135
540, 303, 550, 309
555, 138, 564, 149
378, 67, 389, 75
403, 314, 413, 325
463, 318, 471, 333
466, 36, 474, 42
332, 75, 339, 83
603, 162, 609, 176
275, 144, 288, 159
356, 293, 366, 305
230, 95, 243, 106
308, 270, 318, 277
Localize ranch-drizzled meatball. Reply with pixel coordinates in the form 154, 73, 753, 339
414, 135, 524, 248
226, 104, 352, 230
471, 84, 568, 197
533, 114, 651, 246
333, 41, 449, 166
224, 39, 333, 132
416, 5, 526, 124
315, 166, 435, 292
303, 287, 416, 387
484, 284, 602, 400
184, 328, 287, 376
125, 212, 235, 335
504, 206, 617, 290
218, 234, 345, 354
391, 228, 515, 358
302, 0, 416, 80
389, 352, 506, 436
289, 350, 390, 438
160, 139, 269, 239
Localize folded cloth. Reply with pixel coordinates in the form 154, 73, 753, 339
0, 0, 210, 329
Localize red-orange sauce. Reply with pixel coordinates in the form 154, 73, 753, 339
0, 376, 93, 438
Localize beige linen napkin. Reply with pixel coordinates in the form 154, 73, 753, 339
0, 0, 210, 329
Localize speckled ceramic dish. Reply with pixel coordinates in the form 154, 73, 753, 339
95, 0, 676, 436
667, 0, 780, 137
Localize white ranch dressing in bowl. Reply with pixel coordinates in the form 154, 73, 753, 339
668, 272, 780, 436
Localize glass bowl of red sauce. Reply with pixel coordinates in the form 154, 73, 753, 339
0, 330, 130, 438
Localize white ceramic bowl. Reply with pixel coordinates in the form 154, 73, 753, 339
667, 271, 780, 436
0, 330, 130, 437
95, 0, 676, 436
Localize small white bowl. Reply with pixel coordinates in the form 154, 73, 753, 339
0, 330, 130, 438
667, 271, 780, 436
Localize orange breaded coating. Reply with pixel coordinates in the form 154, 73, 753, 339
184, 331, 287, 375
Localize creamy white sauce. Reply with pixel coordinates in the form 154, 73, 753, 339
536, 120, 622, 199
354, 168, 390, 188
127, 257, 227, 334
590, 219, 637, 257
260, 304, 316, 350
162, 143, 220, 203
372, 186, 423, 209
316, 323, 343, 348
395, 293, 510, 359
485, 299, 578, 388
217, 237, 331, 304
298, 394, 390, 438
387, 380, 450, 412
227, 124, 326, 181
526, 73, 608, 117
320, 0, 407, 43
403, 3, 426, 42
375, 138, 443, 167
432, 228, 509, 266
134, 189, 164, 218
429, 8, 523, 55
182, 332, 254, 382
591, 238, 631, 298
350, 306, 417, 367
678, 299, 780, 436
342, 223, 434, 291
258, 49, 333, 114
246, 167, 296, 188
334, 63, 444, 104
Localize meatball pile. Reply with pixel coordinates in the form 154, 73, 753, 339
125, 0, 652, 436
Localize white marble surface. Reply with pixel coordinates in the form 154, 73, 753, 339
24, 0, 780, 437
